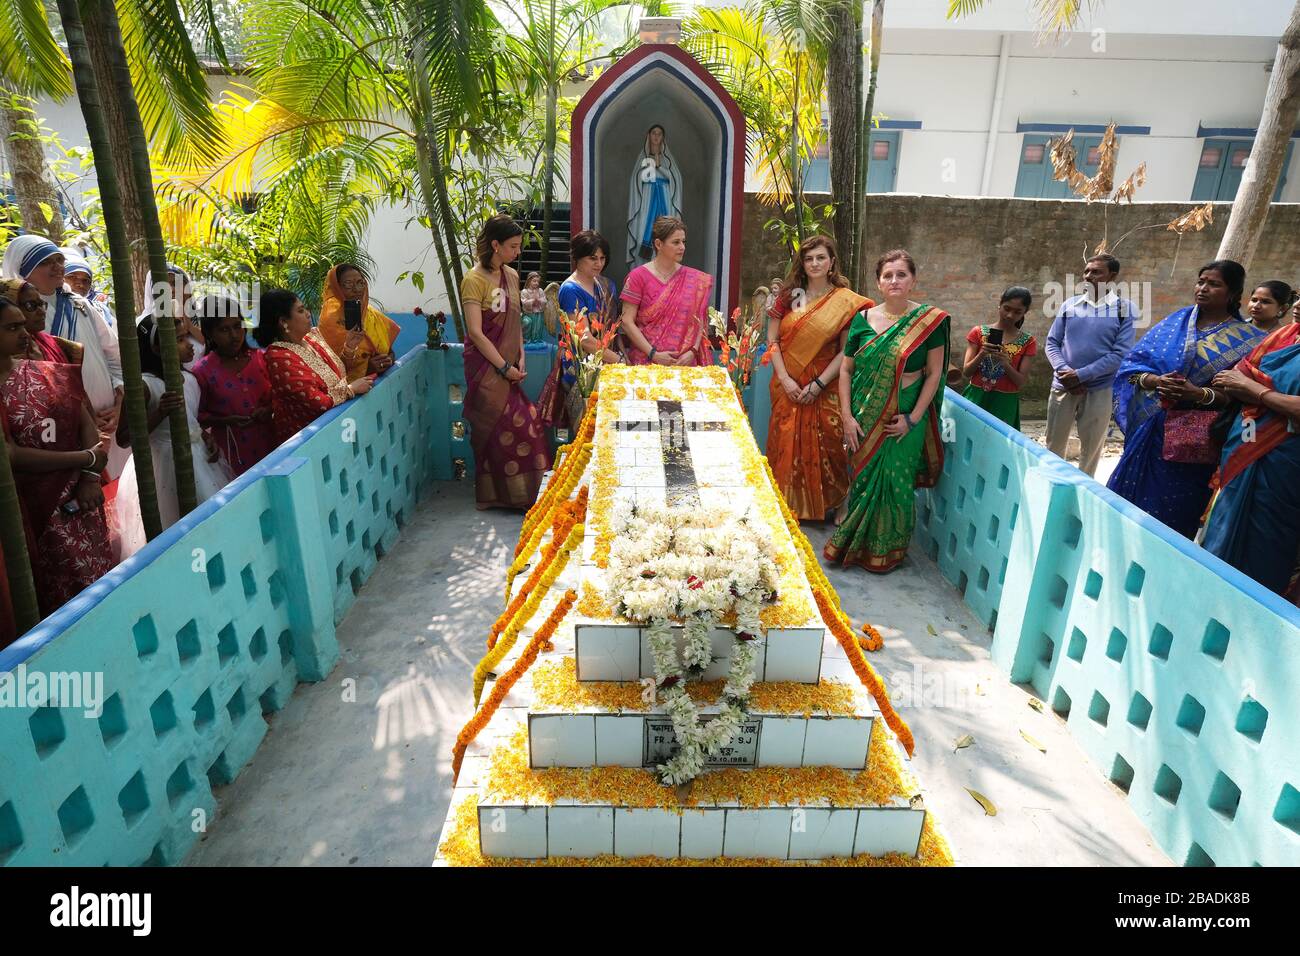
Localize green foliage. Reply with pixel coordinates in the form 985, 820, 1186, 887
680, 0, 829, 205
763, 201, 834, 255
0, 0, 71, 97
0, 91, 107, 274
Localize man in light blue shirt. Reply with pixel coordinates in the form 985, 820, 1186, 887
1043, 254, 1139, 476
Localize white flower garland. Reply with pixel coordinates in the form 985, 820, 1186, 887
606, 501, 779, 785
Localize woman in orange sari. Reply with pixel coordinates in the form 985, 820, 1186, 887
765, 235, 871, 521
318, 264, 400, 382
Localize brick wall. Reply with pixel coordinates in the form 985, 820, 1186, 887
741, 193, 1300, 401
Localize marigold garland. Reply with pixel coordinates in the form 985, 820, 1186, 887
515, 397, 597, 557
493, 502, 581, 647
472, 522, 584, 705
505, 485, 588, 604
451, 588, 577, 782
814, 588, 914, 757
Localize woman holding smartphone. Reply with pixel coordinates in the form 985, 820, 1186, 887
319, 264, 400, 382
961, 286, 1037, 430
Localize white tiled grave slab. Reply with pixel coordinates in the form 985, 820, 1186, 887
528, 711, 874, 769
574, 621, 823, 683
474, 798, 926, 861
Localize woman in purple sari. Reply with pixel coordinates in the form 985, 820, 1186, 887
620, 216, 714, 366
460, 214, 552, 510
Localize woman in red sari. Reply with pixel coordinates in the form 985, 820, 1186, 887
620, 216, 714, 366
0, 297, 114, 615
460, 214, 552, 510
254, 289, 373, 444
765, 235, 872, 521
0, 278, 80, 365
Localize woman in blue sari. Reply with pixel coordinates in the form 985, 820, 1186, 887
1201, 321, 1300, 604
536, 230, 622, 431
1107, 261, 1265, 538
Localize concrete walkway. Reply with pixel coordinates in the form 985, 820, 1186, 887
186, 480, 1168, 867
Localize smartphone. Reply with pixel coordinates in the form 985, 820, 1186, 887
344, 299, 363, 332
60, 499, 81, 517
986, 327, 1004, 347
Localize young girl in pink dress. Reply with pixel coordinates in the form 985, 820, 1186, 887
191, 296, 276, 476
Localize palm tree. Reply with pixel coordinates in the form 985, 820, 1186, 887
682, 1, 827, 251
162, 0, 500, 341
84, 0, 198, 517
852, 0, 884, 284
825, 0, 862, 279
55, 0, 164, 537
495, 0, 636, 279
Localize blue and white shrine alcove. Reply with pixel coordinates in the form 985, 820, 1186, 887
570, 19, 745, 317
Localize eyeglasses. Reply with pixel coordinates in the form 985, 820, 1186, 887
18, 300, 44, 313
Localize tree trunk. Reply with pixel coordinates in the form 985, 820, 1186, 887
540, 0, 558, 280
56, 0, 163, 540
851, 6, 867, 288
1217, 0, 1300, 268
91, 0, 197, 518
0, 435, 40, 636
426, 130, 467, 339
790, 53, 805, 252
0, 87, 65, 243
826, 0, 859, 275
82, 23, 149, 301
540, 79, 558, 280
855, 0, 885, 284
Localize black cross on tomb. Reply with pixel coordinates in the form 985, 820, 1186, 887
614, 400, 730, 507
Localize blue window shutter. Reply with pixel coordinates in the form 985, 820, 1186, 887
803, 154, 830, 193
1015, 133, 1104, 198
866, 131, 899, 193
1192, 139, 1227, 201
1218, 141, 1254, 200
1014, 135, 1050, 197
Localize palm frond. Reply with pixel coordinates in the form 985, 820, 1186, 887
117, 0, 222, 163
0, 0, 71, 97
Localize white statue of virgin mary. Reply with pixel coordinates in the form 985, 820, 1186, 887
625, 124, 683, 266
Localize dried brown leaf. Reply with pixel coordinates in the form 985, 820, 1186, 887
953, 733, 975, 751
1167, 201, 1215, 234
1028, 697, 1044, 713
1020, 729, 1047, 753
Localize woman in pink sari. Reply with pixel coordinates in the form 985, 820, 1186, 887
460, 214, 552, 510
620, 216, 714, 366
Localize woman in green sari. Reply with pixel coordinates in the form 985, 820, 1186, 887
825, 249, 950, 573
